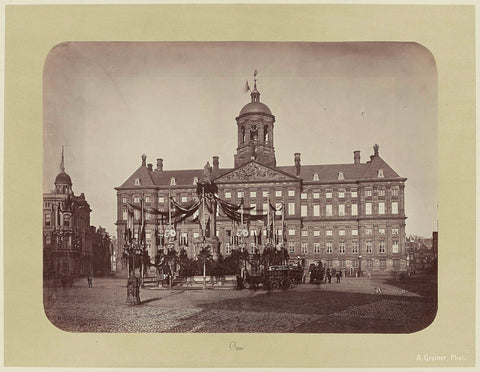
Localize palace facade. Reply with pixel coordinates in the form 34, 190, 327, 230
115, 81, 407, 276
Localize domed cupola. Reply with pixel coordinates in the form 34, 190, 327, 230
234, 71, 276, 168
238, 85, 273, 117
55, 171, 72, 186
54, 146, 73, 195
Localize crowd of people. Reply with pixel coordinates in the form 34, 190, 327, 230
309, 261, 342, 284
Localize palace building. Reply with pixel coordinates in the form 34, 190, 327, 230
115, 80, 407, 276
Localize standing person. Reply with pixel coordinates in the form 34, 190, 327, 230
336, 271, 341, 283
326, 268, 331, 283
236, 274, 243, 290
88, 275, 93, 288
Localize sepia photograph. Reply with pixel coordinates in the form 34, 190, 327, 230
4, 3, 475, 369
42, 41, 438, 334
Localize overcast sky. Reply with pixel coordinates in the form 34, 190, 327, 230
43, 41, 437, 238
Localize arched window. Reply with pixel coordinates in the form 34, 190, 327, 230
241, 126, 246, 144
264, 125, 269, 142
250, 128, 258, 141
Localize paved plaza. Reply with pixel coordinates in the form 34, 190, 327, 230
43, 276, 436, 333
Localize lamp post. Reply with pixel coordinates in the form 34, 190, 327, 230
237, 236, 247, 279
358, 254, 362, 278
201, 241, 207, 289
124, 238, 142, 305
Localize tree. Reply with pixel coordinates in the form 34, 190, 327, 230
210, 254, 226, 279
223, 249, 249, 276
178, 248, 195, 278
92, 228, 112, 276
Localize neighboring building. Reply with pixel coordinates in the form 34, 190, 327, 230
115, 80, 407, 276
406, 233, 437, 274
92, 226, 113, 276
43, 150, 94, 277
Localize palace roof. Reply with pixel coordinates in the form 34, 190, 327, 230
116, 152, 403, 189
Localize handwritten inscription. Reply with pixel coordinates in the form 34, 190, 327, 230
229, 341, 245, 351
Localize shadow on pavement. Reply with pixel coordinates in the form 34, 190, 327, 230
192, 288, 437, 333
383, 275, 437, 298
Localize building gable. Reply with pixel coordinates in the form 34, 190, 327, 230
360, 155, 401, 179
214, 160, 298, 183
118, 165, 155, 188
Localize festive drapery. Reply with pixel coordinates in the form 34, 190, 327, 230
126, 181, 286, 245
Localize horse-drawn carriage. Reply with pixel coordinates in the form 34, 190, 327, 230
245, 265, 294, 290
309, 263, 325, 284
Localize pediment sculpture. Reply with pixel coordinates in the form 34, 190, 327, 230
217, 162, 292, 182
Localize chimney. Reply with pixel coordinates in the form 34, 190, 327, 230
294, 153, 301, 176
156, 158, 163, 171
213, 156, 219, 171
141, 153, 147, 166
147, 163, 153, 171
354, 150, 361, 164
373, 144, 379, 156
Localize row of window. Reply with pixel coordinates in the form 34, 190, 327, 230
135, 169, 391, 186
306, 258, 399, 269
123, 195, 190, 204
224, 188, 399, 199
238, 201, 398, 217
122, 222, 401, 241
121, 201, 399, 220
133, 226, 399, 253
121, 187, 401, 205
44, 213, 71, 227
221, 240, 399, 255
135, 177, 200, 186
329, 259, 399, 269
289, 240, 400, 254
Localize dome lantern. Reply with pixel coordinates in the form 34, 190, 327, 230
234, 71, 276, 168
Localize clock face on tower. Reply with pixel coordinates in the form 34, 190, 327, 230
250, 122, 258, 131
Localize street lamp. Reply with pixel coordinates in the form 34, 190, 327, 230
124, 238, 143, 305
200, 242, 208, 289
237, 236, 247, 280
358, 254, 362, 278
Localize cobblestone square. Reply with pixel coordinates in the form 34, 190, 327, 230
44, 276, 436, 333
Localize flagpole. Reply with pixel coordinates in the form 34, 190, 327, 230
126, 205, 130, 278
240, 201, 243, 226
141, 194, 145, 283
272, 199, 276, 250
281, 198, 285, 265
168, 189, 172, 226
232, 219, 235, 251
267, 194, 270, 246
202, 186, 206, 240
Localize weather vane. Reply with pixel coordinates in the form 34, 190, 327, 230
244, 69, 259, 93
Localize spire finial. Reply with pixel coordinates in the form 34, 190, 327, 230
250, 70, 260, 102
60, 145, 65, 172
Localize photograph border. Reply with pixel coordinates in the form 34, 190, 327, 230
4, 3, 476, 368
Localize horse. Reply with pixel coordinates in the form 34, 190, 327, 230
245, 271, 264, 291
